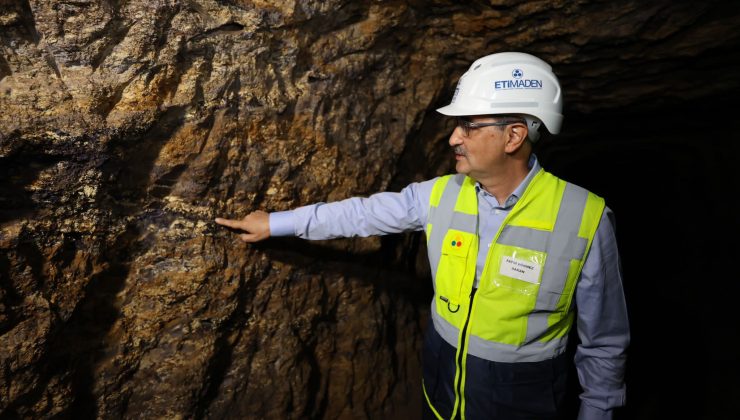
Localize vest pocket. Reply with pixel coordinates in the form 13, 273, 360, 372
435, 230, 474, 307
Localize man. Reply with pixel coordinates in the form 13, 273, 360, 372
216, 52, 629, 420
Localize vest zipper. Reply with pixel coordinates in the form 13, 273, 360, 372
452, 287, 477, 420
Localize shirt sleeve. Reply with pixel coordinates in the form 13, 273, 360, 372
269, 210, 297, 237
269, 179, 437, 240
575, 207, 630, 420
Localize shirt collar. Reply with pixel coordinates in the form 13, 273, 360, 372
475, 154, 541, 208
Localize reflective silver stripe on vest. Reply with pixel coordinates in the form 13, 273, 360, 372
428, 207, 477, 236
497, 226, 550, 250
431, 303, 567, 362
497, 183, 589, 343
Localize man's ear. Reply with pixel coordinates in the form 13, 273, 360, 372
504, 122, 528, 153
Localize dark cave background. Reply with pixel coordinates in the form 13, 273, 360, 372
545, 96, 740, 419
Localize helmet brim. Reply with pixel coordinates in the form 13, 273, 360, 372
436, 104, 491, 117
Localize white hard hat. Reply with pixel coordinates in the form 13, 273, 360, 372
437, 52, 563, 136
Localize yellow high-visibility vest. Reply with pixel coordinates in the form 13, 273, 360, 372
423, 168, 605, 419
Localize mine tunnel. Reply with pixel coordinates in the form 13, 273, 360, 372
1, 1, 740, 419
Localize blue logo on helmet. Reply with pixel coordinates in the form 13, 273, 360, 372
494, 68, 542, 90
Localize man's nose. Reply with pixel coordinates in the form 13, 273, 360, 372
449, 127, 464, 146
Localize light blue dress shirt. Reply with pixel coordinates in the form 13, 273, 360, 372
269, 155, 629, 420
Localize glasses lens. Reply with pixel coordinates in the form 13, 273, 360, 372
456, 118, 469, 137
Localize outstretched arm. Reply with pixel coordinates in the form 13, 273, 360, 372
216, 179, 436, 242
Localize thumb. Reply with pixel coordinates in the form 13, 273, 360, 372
239, 233, 260, 243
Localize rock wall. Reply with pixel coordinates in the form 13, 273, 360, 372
2, 0, 739, 419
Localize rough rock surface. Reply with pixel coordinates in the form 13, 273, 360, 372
1, 0, 739, 419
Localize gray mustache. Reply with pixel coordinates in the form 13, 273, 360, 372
454, 146, 466, 156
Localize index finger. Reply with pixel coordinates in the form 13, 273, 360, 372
214, 217, 242, 229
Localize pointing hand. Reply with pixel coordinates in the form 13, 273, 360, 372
215, 211, 270, 242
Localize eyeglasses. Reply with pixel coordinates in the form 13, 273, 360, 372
454, 117, 526, 137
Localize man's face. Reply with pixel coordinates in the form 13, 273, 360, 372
448, 115, 508, 178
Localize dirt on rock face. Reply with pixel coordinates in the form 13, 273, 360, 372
1, 1, 739, 418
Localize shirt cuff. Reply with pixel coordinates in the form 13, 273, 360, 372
578, 402, 613, 420
269, 210, 296, 237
